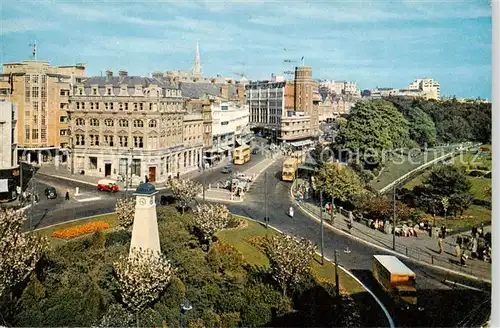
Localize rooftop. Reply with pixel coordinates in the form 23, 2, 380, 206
135, 182, 157, 195
374, 255, 416, 275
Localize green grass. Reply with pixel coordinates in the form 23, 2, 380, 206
371, 145, 457, 191
32, 213, 118, 246
444, 205, 492, 233
218, 216, 365, 295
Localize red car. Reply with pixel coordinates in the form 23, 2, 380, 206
97, 179, 119, 192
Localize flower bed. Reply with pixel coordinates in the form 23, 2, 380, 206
51, 221, 111, 240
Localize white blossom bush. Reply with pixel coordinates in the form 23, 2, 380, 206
194, 203, 231, 245
114, 247, 174, 313
167, 178, 201, 213
115, 198, 136, 229
0, 209, 48, 297
265, 234, 316, 296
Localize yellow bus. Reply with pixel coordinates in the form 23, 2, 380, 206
234, 145, 251, 165
291, 151, 306, 164
282, 157, 299, 181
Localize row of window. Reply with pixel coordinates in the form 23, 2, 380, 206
73, 135, 178, 149
74, 101, 182, 112
77, 86, 181, 97
75, 118, 158, 128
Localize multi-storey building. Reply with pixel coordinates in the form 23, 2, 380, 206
246, 66, 319, 147
202, 97, 249, 164
0, 101, 18, 201
68, 70, 203, 183
0, 60, 86, 165
320, 80, 359, 96
408, 78, 440, 100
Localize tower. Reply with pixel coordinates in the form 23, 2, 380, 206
192, 40, 202, 78
129, 182, 161, 256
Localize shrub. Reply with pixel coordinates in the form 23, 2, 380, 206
105, 229, 131, 247
51, 221, 111, 240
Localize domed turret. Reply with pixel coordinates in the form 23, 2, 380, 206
134, 182, 156, 195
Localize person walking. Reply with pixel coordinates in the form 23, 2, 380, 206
455, 244, 461, 259
438, 236, 444, 254
65, 189, 70, 201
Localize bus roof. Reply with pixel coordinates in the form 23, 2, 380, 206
235, 145, 250, 151
284, 157, 298, 165
373, 255, 415, 276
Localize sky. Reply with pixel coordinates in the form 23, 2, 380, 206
0, 0, 492, 99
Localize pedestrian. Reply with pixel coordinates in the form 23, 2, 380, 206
455, 244, 461, 258
65, 189, 70, 201
441, 225, 446, 239
438, 237, 444, 254
471, 225, 477, 238
177, 172, 180, 179
472, 237, 478, 258
145, 175, 149, 183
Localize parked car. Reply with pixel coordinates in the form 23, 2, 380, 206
97, 179, 119, 192
221, 166, 233, 174
235, 173, 253, 182
44, 187, 58, 199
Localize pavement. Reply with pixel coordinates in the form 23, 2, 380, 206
293, 178, 492, 282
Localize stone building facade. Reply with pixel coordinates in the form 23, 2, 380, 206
68, 71, 203, 183
0, 60, 86, 165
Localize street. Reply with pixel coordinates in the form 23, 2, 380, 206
28, 157, 490, 327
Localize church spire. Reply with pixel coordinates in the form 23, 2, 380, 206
193, 40, 202, 77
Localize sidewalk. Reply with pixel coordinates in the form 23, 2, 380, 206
36, 158, 231, 191
292, 180, 492, 282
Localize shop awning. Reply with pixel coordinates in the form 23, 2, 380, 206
289, 140, 314, 147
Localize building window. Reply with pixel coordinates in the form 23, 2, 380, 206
125, 103, 128, 111
104, 119, 114, 127
106, 88, 112, 95
82, 102, 86, 110
221, 105, 228, 111
221, 121, 229, 126
148, 120, 157, 128
119, 102, 123, 110
75, 134, 85, 146
140, 103, 143, 111
32, 129, 39, 139
60, 116, 68, 123
119, 158, 128, 175
105, 103, 108, 110
110, 102, 114, 110
92, 88, 98, 95
134, 103, 138, 111
76, 102, 80, 110
79, 88, 83, 95
149, 103, 153, 110
119, 136, 128, 147
131, 159, 141, 176
133, 120, 144, 128
60, 129, 67, 136
90, 102, 94, 110
119, 119, 129, 127
133, 136, 143, 148
96, 102, 100, 110
90, 118, 99, 126
25, 125, 30, 140
104, 135, 114, 147
89, 134, 99, 146
76, 118, 85, 126
148, 136, 158, 149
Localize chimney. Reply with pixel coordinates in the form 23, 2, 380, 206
119, 70, 128, 78
105, 70, 113, 82
221, 84, 229, 99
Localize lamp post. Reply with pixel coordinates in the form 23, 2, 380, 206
334, 250, 340, 296
180, 299, 192, 328
29, 165, 35, 230
320, 190, 324, 265
441, 197, 449, 230
264, 172, 269, 228
125, 147, 133, 199
392, 184, 397, 251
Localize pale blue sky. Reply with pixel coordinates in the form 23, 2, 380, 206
0, 0, 492, 99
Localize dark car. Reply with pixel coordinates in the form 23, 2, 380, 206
44, 187, 58, 199
221, 166, 232, 174
252, 148, 259, 155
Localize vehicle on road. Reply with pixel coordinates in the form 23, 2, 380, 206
235, 172, 253, 182
282, 157, 299, 181
44, 187, 58, 199
372, 255, 423, 311
221, 166, 233, 174
234, 145, 251, 165
289, 206, 294, 218
97, 179, 119, 192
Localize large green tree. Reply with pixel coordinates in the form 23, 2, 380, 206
337, 100, 411, 160
417, 165, 473, 216
315, 162, 364, 205
406, 107, 437, 147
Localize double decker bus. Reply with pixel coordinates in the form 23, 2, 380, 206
234, 145, 251, 165
282, 157, 299, 181
291, 151, 306, 164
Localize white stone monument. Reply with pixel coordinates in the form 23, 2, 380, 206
129, 182, 161, 256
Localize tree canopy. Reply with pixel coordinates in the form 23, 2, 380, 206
336, 100, 411, 160
406, 107, 437, 147
315, 162, 364, 202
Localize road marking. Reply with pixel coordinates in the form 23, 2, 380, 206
443, 280, 486, 292
76, 197, 101, 202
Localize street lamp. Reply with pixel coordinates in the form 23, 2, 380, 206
125, 147, 134, 199
320, 190, 324, 265
441, 197, 449, 231
180, 299, 192, 328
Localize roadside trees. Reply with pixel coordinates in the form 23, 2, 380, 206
167, 178, 202, 214
193, 203, 231, 250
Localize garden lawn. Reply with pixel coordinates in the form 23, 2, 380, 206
371, 145, 457, 191
32, 213, 117, 246
218, 217, 364, 295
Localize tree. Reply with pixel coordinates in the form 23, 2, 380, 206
406, 107, 437, 147
337, 100, 411, 161
418, 165, 473, 216
193, 203, 231, 250
115, 198, 136, 229
167, 178, 202, 214
114, 248, 175, 327
361, 196, 414, 221
315, 162, 364, 210
265, 234, 316, 296
0, 209, 48, 298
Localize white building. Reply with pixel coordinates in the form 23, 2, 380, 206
0, 101, 17, 170
320, 80, 359, 96
408, 78, 440, 100
206, 98, 249, 160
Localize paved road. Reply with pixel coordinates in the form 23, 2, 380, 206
28, 158, 491, 327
